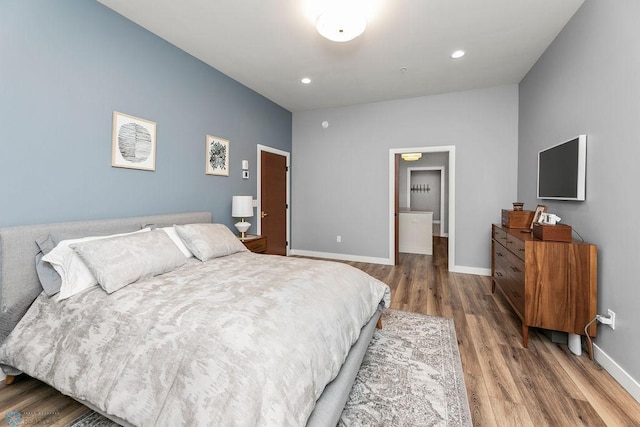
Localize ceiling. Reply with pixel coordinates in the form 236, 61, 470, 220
97, 0, 584, 112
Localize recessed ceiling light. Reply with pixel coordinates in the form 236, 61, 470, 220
450, 50, 465, 59
301, 77, 312, 84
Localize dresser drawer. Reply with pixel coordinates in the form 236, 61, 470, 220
504, 251, 525, 285
506, 234, 526, 261
493, 236, 525, 319
492, 225, 507, 247
499, 275, 525, 319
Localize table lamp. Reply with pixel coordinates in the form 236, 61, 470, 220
232, 196, 253, 238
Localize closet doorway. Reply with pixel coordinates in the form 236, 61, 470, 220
388, 146, 455, 268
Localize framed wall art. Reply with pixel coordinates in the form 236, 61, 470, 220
206, 135, 229, 176
112, 111, 157, 171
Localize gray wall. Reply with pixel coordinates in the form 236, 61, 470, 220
518, 1, 640, 383
292, 85, 519, 269
0, 1, 291, 231
409, 171, 440, 215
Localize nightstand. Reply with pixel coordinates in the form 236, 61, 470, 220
240, 235, 268, 253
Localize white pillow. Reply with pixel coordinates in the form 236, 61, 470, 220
71, 230, 187, 294
174, 223, 247, 262
160, 226, 194, 258
42, 228, 150, 301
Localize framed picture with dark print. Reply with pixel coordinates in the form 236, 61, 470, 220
112, 111, 157, 171
531, 204, 548, 229
206, 135, 229, 176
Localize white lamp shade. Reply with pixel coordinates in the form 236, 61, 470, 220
232, 196, 254, 218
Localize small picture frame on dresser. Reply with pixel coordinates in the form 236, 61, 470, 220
531, 205, 547, 229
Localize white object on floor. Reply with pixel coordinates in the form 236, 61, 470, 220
568, 333, 582, 356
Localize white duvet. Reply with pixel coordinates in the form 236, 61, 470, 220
0, 252, 390, 426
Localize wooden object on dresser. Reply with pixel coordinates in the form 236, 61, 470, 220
240, 235, 268, 253
501, 209, 535, 229
491, 224, 597, 359
532, 223, 572, 242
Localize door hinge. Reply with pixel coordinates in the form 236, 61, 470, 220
286, 166, 289, 172
286, 203, 289, 209
286, 241, 289, 246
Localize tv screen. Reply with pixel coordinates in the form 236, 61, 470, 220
537, 135, 586, 201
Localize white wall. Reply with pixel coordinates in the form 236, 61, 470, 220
292, 85, 519, 269
518, 0, 640, 393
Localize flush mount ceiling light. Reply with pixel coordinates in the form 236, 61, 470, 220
316, 10, 367, 42
301, 77, 312, 84
401, 153, 422, 161
450, 50, 466, 59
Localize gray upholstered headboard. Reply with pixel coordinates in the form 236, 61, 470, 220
0, 212, 212, 344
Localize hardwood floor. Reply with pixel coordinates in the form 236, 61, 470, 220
1, 236, 639, 426
346, 237, 640, 426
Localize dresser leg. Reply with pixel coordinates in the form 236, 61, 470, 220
522, 325, 529, 348
376, 318, 382, 329
5, 375, 16, 385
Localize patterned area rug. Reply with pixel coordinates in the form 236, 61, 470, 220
67, 309, 471, 427
339, 309, 471, 426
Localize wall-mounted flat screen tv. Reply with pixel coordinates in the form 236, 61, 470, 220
537, 135, 586, 201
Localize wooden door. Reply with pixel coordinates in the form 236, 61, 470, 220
260, 151, 287, 255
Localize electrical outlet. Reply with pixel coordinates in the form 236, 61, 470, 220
336, 235, 342, 243
607, 309, 616, 330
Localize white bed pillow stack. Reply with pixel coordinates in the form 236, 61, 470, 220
40, 222, 242, 300
42, 228, 150, 301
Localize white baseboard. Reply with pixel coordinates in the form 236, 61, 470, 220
593, 343, 640, 404
450, 265, 492, 276
290, 249, 493, 276
289, 249, 393, 265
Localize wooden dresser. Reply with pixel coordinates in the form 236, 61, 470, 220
491, 224, 597, 357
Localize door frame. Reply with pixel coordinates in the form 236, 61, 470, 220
389, 146, 455, 269
406, 167, 446, 236
257, 144, 291, 256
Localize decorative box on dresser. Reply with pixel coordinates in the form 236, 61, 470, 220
491, 224, 598, 358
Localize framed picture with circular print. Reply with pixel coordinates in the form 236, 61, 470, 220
112, 111, 157, 171
206, 135, 229, 176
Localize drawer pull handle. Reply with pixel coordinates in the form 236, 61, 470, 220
511, 267, 520, 273
495, 272, 503, 277
519, 248, 525, 252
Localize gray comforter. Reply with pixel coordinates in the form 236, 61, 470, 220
0, 252, 389, 426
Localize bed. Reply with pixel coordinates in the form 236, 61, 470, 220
0, 212, 390, 426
